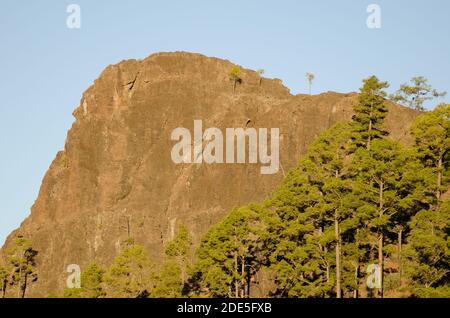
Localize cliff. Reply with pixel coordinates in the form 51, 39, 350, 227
1, 52, 419, 296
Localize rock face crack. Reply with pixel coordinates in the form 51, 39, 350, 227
124, 74, 138, 91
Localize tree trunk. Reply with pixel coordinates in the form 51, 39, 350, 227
354, 228, 360, 298
180, 257, 186, 284
17, 267, 22, 298
367, 100, 373, 151
234, 252, 238, 298
319, 226, 330, 284
378, 182, 384, 298
326, 260, 330, 284
241, 257, 245, 298
1, 281, 6, 298
246, 261, 251, 298
127, 217, 131, 238
437, 155, 443, 200
378, 234, 383, 298
21, 277, 27, 298
335, 212, 342, 298
398, 229, 402, 286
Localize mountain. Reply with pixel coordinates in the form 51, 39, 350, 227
0, 52, 419, 297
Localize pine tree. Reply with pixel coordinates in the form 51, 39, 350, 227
152, 260, 183, 298
165, 224, 192, 285
411, 104, 450, 201
267, 123, 356, 297
306, 72, 315, 95
263, 162, 324, 297
307, 123, 355, 297
192, 205, 264, 297
404, 200, 450, 297
400, 103, 450, 297
153, 224, 193, 298
390, 76, 447, 111
7, 234, 38, 298
352, 76, 389, 150
63, 263, 105, 298
351, 139, 411, 297
103, 245, 154, 298
386, 147, 435, 292
229, 66, 242, 93
0, 265, 9, 298
256, 69, 265, 86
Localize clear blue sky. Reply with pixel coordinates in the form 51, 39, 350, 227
1, 0, 449, 245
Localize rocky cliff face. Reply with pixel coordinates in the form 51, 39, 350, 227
1, 52, 419, 296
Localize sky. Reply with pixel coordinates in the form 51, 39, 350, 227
1, 0, 449, 245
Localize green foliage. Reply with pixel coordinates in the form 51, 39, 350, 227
229, 66, 242, 92
7, 234, 38, 298
390, 76, 447, 111
103, 245, 154, 298
152, 260, 183, 298
352, 75, 389, 150
352, 139, 410, 230
165, 225, 192, 259
412, 104, 450, 165
60, 151, 69, 168
63, 263, 105, 298
0, 264, 10, 298
411, 104, 450, 200
153, 224, 193, 298
191, 205, 267, 297
230, 66, 241, 80
404, 201, 450, 297
406, 103, 450, 299
266, 123, 356, 297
